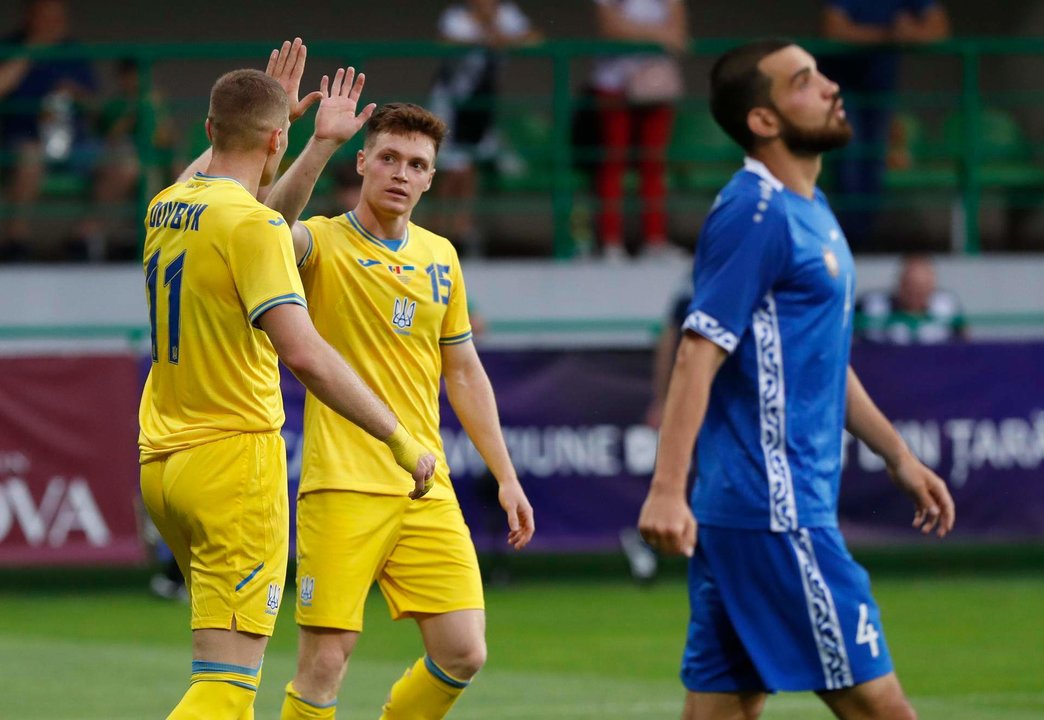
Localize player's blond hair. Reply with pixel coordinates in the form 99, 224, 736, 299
364, 103, 447, 156
207, 69, 289, 153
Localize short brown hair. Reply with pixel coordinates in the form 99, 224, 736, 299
208, 69, 289, 153
364, 103, 447, 156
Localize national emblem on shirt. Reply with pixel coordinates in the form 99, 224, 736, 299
392, 296, 417, 335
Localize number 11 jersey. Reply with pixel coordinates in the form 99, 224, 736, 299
138, 172, 305, 463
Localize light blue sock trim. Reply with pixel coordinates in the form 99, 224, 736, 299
423, 656, 470, 690
191, 659, 263, 678
293, 693, 338, 709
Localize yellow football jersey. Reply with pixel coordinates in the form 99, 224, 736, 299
298, 211, 472, 500
138, 173, 306, 463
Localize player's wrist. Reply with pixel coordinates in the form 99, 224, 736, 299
648, 475, 688, 500
309, 135, 343, 155
384, 423, 425, 472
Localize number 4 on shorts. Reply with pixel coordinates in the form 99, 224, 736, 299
857, 603, 880, 658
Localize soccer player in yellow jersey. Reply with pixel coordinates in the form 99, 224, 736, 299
139, 44, 436, 720
263, 101, 536, 719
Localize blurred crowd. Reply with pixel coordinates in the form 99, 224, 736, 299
7, 0, 1029, 265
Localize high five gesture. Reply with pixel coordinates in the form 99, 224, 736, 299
314, 67, 377, 145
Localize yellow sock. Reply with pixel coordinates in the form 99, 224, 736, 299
380, 656, 470, 720
166, 660, 262, 720
281, 681, 337, 719
238, 664, 263, 720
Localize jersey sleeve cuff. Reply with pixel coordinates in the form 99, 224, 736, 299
682, 310, 739, 354
297, 225, 314, 268
249, 293, 307, 327
439, 329, 473, 346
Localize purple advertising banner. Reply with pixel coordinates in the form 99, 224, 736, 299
280, 344, 1044, 553
0, 355, 144, 567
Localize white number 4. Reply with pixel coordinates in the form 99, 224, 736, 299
857, 603, 880, 658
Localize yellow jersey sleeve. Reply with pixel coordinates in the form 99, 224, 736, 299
439, 247, 473, 346
297, 218, 319, 274
227, 211, 307, 325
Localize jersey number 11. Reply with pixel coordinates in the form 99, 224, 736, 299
146, 250, 186, 364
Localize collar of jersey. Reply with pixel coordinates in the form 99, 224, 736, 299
193, 172, 248, 191
345, 211, 409, 253
742, 157, 784, 192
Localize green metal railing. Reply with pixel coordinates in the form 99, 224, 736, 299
2, 38, 1043, 258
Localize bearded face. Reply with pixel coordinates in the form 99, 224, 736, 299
774, 95, 854, 156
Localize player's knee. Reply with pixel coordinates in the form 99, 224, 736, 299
438, 642, 486, 680
304, 642, 350, 689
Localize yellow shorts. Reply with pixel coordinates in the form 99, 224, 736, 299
294, 490, 484, 631
140, 431, 288, 636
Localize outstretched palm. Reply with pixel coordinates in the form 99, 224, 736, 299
314, 67, 376, 145
266, 37, 323, 123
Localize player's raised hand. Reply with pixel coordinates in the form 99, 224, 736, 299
888, 454, 956, 538
638, 487, 696, 557
313, 67, 377, 146
408, 452, 437, 500
498, 480, 535, 550
266, 37, 324, 123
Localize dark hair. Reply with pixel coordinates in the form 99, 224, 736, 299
364, 103, 447, 155
207, 69, 288, 153
710, 40, 792, 152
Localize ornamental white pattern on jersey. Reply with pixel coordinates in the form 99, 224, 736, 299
752, 293, 798, 532
789, 530, 854, 690
682, 310, 739, 353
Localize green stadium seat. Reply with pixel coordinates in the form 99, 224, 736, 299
942, 108, 1044, 188
885, 112, 958, 191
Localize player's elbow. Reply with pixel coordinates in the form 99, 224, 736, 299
275, 335, 323, 381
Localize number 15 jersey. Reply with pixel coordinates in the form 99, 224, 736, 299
297, 212, 472, 501
138, 173, 306, 463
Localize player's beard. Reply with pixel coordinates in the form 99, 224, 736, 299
776, 98, 853, 157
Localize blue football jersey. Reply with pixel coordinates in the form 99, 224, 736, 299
684, 158, 856, 531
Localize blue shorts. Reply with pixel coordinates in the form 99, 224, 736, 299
681, 526, 893, 693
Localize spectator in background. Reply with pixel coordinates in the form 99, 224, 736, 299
820, 0, 950, 252
590, 0, 689, 261
81, 58, 177, 260
429, 0, 542, 255
0, 0, 97, 262
856, 254, 967, 343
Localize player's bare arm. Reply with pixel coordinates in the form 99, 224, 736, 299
638, 332, 727, 557
442, 340, 534, 550
259, 302, 436, 493
845, 366, 955, 537
266, 66, 376, 264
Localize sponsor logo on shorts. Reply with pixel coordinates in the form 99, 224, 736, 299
299, 575, 315, 607
265, 583, 281, 615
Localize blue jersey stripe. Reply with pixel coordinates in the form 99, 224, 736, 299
439, 330, 473, 345
249, 293, 307, 326
297, 225, 314, 268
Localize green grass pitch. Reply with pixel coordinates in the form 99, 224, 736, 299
2, 561, 1043, 719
